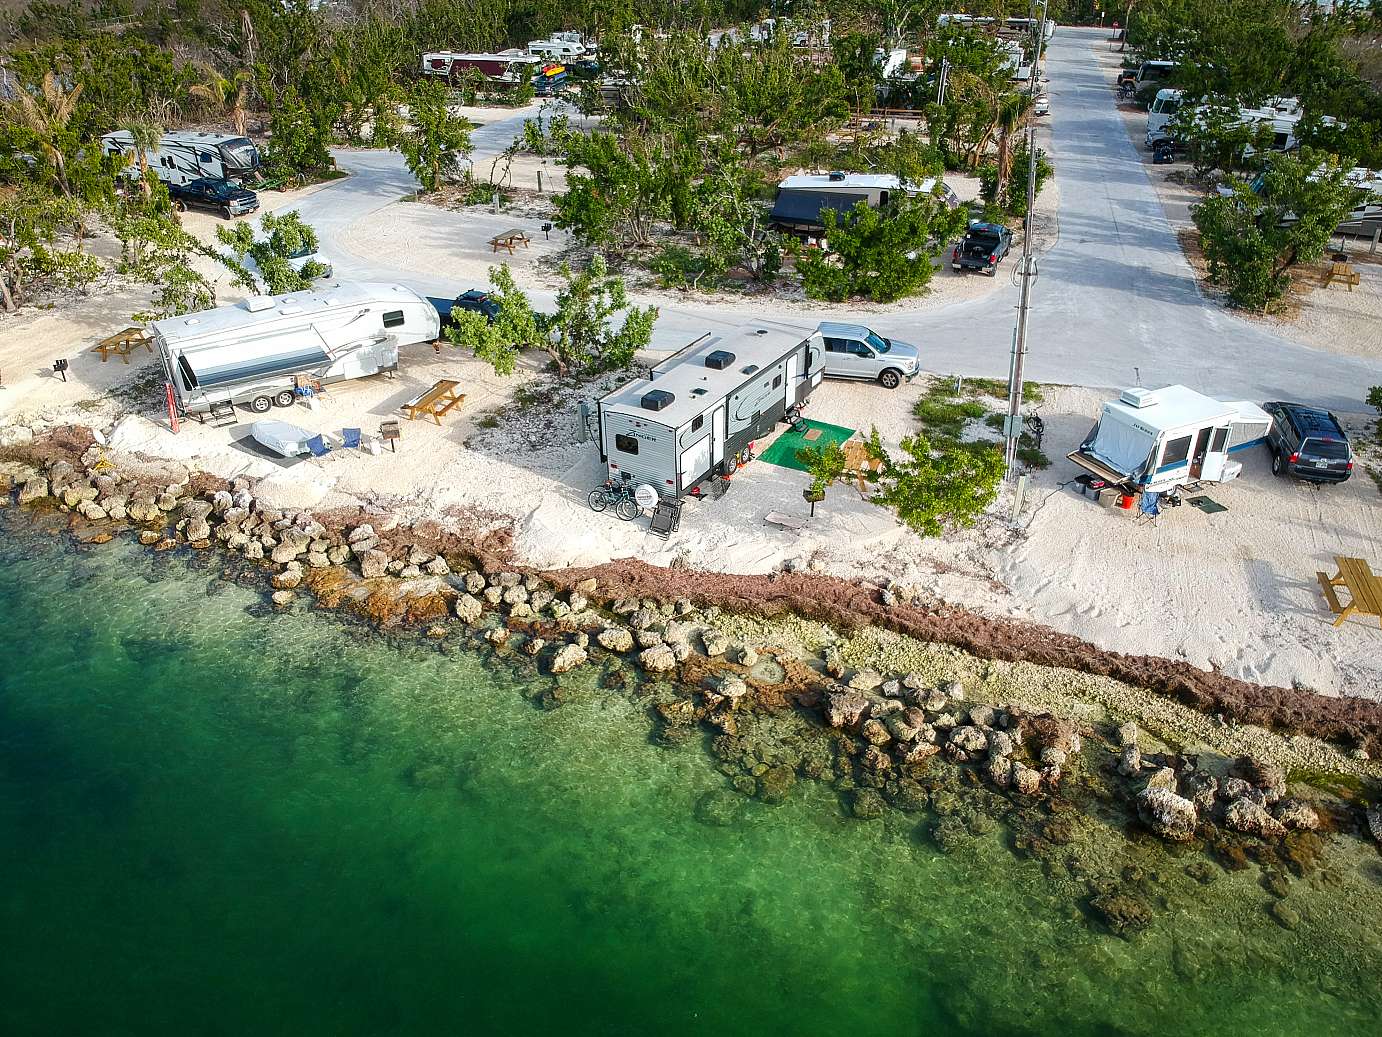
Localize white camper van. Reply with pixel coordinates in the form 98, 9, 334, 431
596, 324, 826, 499
1069, 385, 1273, 494
101, 129, 261, 186
152, 282, 439, 417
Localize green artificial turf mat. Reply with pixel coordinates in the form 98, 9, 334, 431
758, 419, 857, 472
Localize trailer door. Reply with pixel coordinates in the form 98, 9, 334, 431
784, 353, 798, 409
1199, 427, 1231, 482
711, 405, 726, 468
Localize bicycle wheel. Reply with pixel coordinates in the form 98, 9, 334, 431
615, 498, 640, 521
587, 489, 610, 512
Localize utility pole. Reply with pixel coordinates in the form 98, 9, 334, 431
1003, 0, 1048, 476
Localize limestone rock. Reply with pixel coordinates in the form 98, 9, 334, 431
943, 679, 966, 702
1224, 798, 1287, 838
1136, 787, 1198, 842
848, 669, 884, 692
635, 628, 665, 650
1010, 761, 1042, 796
550, 643, 588, 674
350, 536, 381, 558
949, 726, 988, 755
464, 571, 486, 594
327, 545, 350, 565
966, 704, 997, 728
484, 626, 510, 646
860, 718, 892, 746
508, 602, 533, 619
360, 549, 390, 579
986, 754, 1012, 788
1041, 747, 1068, 768
824, 690, 869, 730
502, 585, 529, 606
1236, 756, 1287, 804
307, 551, 330, 568
629, 608, 656, 630
138, 530, 162, 545
1117, 721, 1139, 747
244, 540, 264, 560
597, 626, 635, 653
271, 590, 295, 608
1117, 744, 1142, 777
454, 594, 483, 624
701, 627, 729, 657
1275, 800, 1320, 831
574, 577, 598, 595
849, 788, 885, 820
524, 637, 547, 657
897, 737, 940, 765
639, 644, 677, 673
718, 676, 748, 700
567, 592, 588, 613
270, 565, 302, 590
1144, 767, 1178, 792
986, 730, 1015, 758
483, 586, 504, 605
738, 645, 759, 667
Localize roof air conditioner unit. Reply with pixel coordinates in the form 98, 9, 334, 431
244, 296, 275, 312
1120, 387, 1159, 408
705, 350, 735, 370
640, 389, 675, 411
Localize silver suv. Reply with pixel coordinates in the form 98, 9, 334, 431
816, 322, 920, 389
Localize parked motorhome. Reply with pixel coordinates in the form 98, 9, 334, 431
1145, 88, 1183, 143
770, 172, 958, 231
937, 14, 1055, 40
101, 129, 261, 187
1149, 95, 1303, 151
420, 50, 567, 94
1068, 385, 1273, 494
152, 282, 439, 417
528, 37, 588, 60
595, 325, 826, 499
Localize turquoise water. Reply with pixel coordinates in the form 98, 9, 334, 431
1, 510, 1380, 1036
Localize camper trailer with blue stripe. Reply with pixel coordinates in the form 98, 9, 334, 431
151, 283, 440, 417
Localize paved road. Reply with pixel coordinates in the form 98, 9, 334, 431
294, 29, 1381, 409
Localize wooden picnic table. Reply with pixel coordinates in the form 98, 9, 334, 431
1317, 555, 1382, 629
401, 378, 467, 426
489, 229, 531, 255
92, 327, 153, 364
1322, 261, 1361, 291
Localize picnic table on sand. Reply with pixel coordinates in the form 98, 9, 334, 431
92, 327, 153, 364
1317, 555, 1382, 629
401, 378, 466, 426
489, 229, 531, 255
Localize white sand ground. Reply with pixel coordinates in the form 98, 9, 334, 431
1098, 44, 1382, 362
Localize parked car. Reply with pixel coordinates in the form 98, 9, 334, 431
1116, 68, 1138, 89
169, 177, 260, 219
952, 222, 1013, 276
429, 289, 501, 328
1033, 94, 1050, 117
815, 322, 920, 389
1262, 401, 1354, 483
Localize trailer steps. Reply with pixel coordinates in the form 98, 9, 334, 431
208, 401, 239, 428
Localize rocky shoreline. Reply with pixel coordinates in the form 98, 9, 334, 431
4, 429, 1382, 942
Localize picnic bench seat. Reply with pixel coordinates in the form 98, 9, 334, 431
1318, 555, 1382, 629
92, 327, 153, 364
401, 379, 466, 426
489, 229, 531, 255
1322, 262, 1361, 291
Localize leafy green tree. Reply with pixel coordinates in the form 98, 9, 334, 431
262, 85, 335, 180
801, 193, 969, 303
1, 71, 83, 196
216, 210, 328, 295
189, 63, 254, 138
442, 264, 541, 377
399, 78, 474, 193
1192, 149, 1357, 311
796, 441, 848, 498
544, 256, 658, 376
555, 131, 675, 245
0, 186, 101, 312
871, 435, 1006, 536
1169, 102, 1279, 176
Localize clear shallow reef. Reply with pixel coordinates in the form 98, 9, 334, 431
1, 510, 1379, 1037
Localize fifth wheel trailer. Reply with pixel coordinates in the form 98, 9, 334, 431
596, 324, 826, 499
151, 282, 440, 416
101, 129, 261, 186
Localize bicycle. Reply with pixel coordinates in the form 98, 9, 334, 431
1025, 411, 1045, 451
588, 479, 641, 521
1117, 82, 1136, 103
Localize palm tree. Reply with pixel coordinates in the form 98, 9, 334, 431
994, 92, 1034, 204
123, 121, 162, 199
2, 72, 83, 196
189, 64, 253, 137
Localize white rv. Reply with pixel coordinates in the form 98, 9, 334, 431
527, 37, 588, 60
596, 324, 826, 499
1069, 385, 1273, 494
770, 172, 958, 230
101, 129, 261, 186
1145, 88, 1183, 144
152, 282, 440, 417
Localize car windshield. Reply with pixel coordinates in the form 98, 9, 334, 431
198, 181, 232, 198
865, 331, 890, 353
1303, 438, 1349, 459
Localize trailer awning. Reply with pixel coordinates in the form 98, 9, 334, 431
188, 342, 332, 389
770, 190, 870, 228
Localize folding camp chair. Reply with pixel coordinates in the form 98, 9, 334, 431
341, 427, 362, 449
648, 499, 683, 540
306, 434, 332, 458
1136, 490, 1161, 525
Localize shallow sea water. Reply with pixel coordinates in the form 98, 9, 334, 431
1, 511, 1379, 1036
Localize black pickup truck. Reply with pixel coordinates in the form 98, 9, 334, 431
951, 222, 1012, 276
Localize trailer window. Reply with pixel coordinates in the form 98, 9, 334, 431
772, 374, 782, 388
382, 310, 406, 329
691, 415, 703, 432
1161, 435, 1192, 467
177, 354, 198, 389
614, 433, 640, 455
1210, 427, 1229, 452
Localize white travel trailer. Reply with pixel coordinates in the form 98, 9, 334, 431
152, 282, 440, 417
527, 37, 588, 60
770, 172, 958, 231
101, 129, 261, 186
1069, 385, 1274, 494
595, 324, 826, 499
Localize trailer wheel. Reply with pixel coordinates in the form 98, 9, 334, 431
248, 395, 272, 414
879, 369, 901, 390
273, 390, 297, 408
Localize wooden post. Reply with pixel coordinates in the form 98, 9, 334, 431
1372, 228, 1380, 255
537, 169, 543, 194
165, 382, 180, 433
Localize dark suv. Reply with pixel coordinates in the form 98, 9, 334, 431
1262, 401, 1354, 483
952, 222, 1012, 276
430, 289, 501, 328
169, 177, 260, 219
